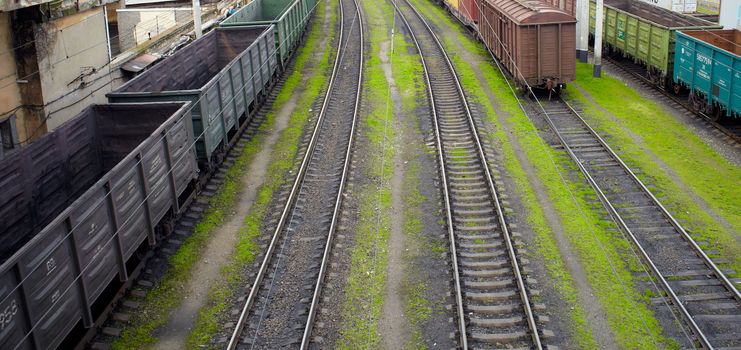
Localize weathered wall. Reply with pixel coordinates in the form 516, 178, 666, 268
0, 0, 119, 15
35, 7, 124, 131
0, 0, 55, 12
0, 11, 46, 149
117, 8, 192, 51
720, 0, 741, 29
0, 12, 25, 149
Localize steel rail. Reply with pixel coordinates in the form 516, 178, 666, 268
225, 0, 353, 347
299, 0, 364, 346
392, 0, 542, 348
541, 98, 740, 349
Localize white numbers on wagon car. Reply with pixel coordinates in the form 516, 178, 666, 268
51, 289, 61, 303
46, 257, 57, 275
0, 299, 19, 331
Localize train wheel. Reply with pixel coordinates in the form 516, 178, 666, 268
673, 84, 681, 95
710, 107, 722, 122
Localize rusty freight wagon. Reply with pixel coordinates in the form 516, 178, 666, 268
480, 0, 577, 91
108, 26, 277, 166
0, 103, 196, 350
445, 0, 480, 27
544, 0, 576, 16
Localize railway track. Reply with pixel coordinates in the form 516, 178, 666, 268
533, 97, 741, 349
393, 0, 548, 348
226, 0, 363, 347
602, 56, 741, 146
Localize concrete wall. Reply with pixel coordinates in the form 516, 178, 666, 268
34, 7, 124, 131
0, 11, 47, 150
720, 0, 741, 29
117, 8, 192, 51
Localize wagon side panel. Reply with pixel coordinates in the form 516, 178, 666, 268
109, 161, 149, 260
69, 190, 119, 304
18, 225, 83, 350
141, 137, 176, 225
0, 270, 31, 350
560, 23, 577, 82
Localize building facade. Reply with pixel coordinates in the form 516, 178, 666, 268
0, 0, 123, 157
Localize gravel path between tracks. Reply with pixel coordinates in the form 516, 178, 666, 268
377, 39, 411, 350
153, 88, 299, 350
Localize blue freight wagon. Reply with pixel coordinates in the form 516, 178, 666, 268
108, 26, 277, 165
220, 0, 317, 66
674, 29, 740, 120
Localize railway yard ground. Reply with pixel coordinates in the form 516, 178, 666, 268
2, 0, 739, 349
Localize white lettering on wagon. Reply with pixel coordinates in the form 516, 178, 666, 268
0, 300, 19, 330
46, 257, 57, 275
149, 155, 162, 175
696, 53, 712, 65
51, 289, 61, 304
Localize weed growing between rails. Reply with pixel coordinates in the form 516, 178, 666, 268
407, 0, 674, 347
334, 0, 394, 347
568, 63, 741, 277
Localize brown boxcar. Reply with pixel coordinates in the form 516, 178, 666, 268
544, 0, 576, 17
443, 0, 479, 27
459, 0, 480, 25
480, 0, 576, 90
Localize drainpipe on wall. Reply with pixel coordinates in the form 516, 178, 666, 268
103, 6, 112, 61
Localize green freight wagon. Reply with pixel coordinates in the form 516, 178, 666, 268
220, 0, 317, 67
674, 30, 740, 119
589, 0, 721, 85
108, 27, 277, 164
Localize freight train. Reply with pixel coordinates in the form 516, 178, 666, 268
441, 0, 738, 119
442, 0, 577, 92
0, 0, 316, 348
589, 0, 739, 120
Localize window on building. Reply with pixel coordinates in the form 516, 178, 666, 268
0, 115, 18, 157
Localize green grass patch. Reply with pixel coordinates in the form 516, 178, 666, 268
409, 0, 675, 348
401, 160, 432, 350
394, 21, 434, 350
186, 2, 338, 348
111, 3, 336, 349
336, 0, 398, 347
569, 63, 740, 276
